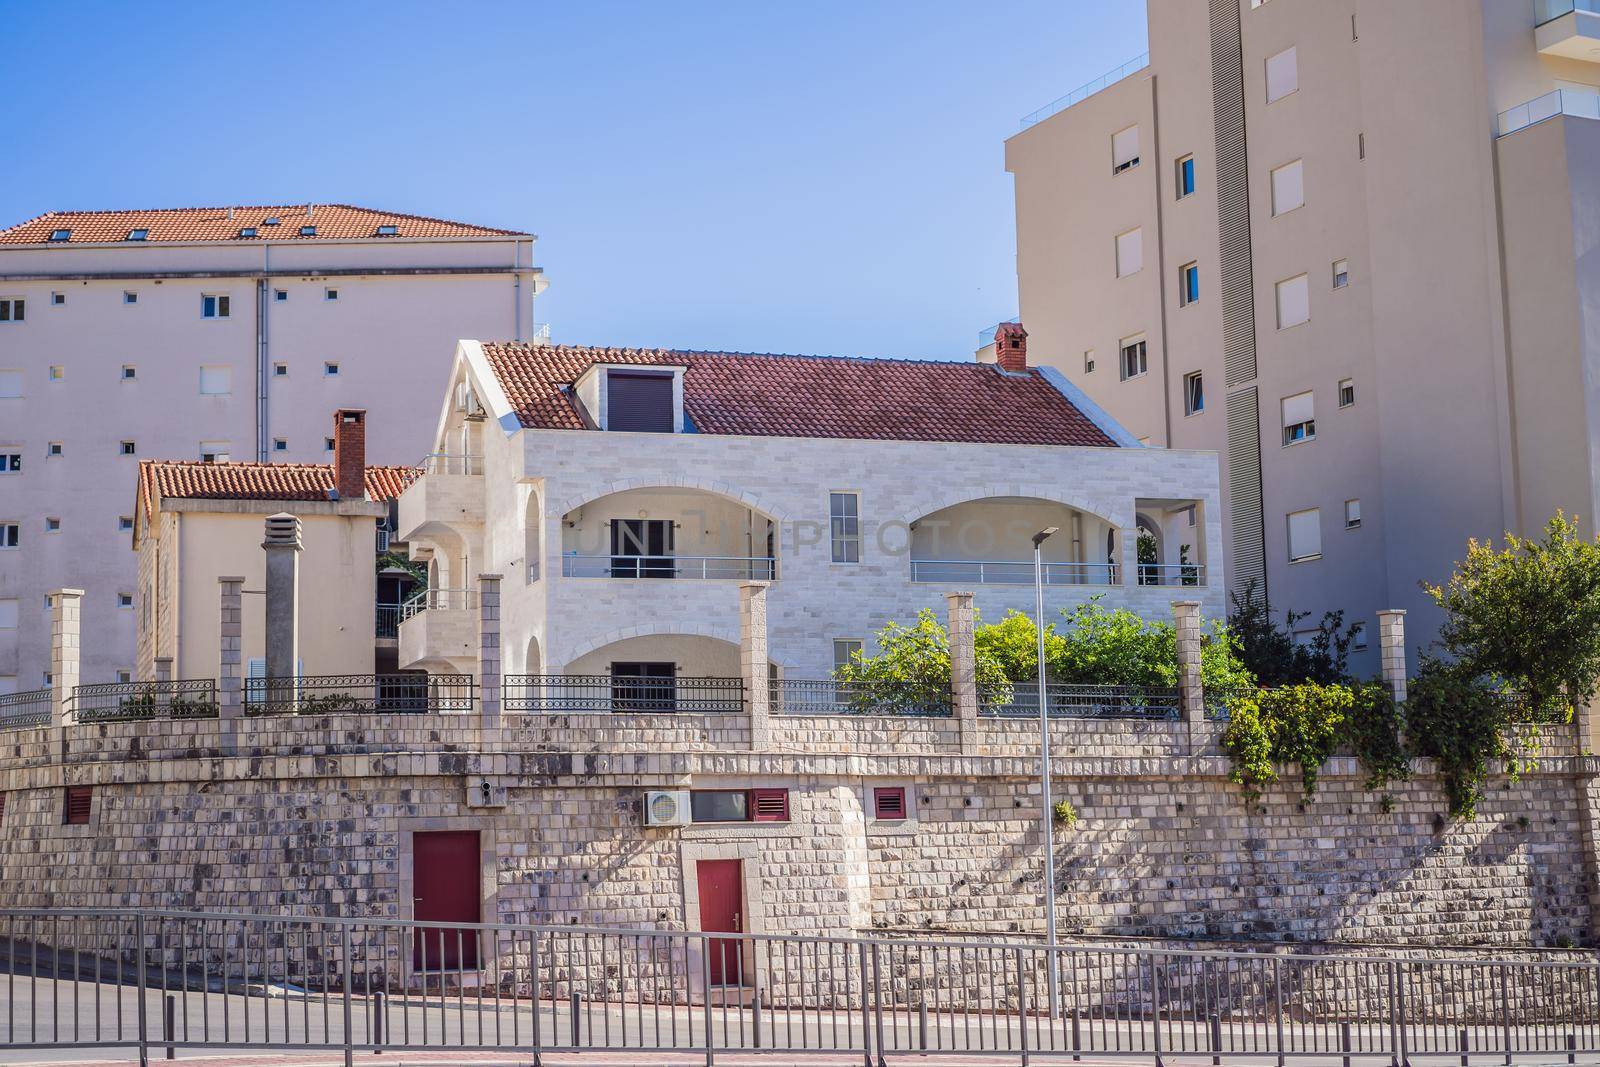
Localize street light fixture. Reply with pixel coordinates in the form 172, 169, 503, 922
1032, 526, 1060, 1018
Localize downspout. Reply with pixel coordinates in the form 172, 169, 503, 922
256, 244, 271, 461
513, 240, 524, 342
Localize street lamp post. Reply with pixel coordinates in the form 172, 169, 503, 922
1033, 526, 1060, 1019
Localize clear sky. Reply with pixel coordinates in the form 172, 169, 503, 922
0, 1, 1147, 361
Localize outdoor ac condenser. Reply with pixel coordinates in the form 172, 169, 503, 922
644, 790, 691, 827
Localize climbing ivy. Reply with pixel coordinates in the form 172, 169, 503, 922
1221, 682, 1406, 806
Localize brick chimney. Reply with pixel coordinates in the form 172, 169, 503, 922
332, 409, 366, 501
994, 321, 1029, 372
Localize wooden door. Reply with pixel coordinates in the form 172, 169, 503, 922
413, 830, 481, 971
696, 859, 744, 986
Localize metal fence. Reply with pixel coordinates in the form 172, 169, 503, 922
980, 683, 1182, 721
243, 674, 475, 715
909, 559, 1118, 586
399, 587, 478, 621
770, 678, 951, 717
0, 687, 51, 730
4, 908, 1600, 1066
503, 675, 745, 714
561, 554, 778, 580
70, 680, 219, 724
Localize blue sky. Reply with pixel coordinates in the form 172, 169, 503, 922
0, 2, 1147, 361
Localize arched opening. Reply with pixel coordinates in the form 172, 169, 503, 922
524, 634, 543, 676
523, 486, 543, 584
560, 486, 778, 580
1134, 499, 1206, 586
908, 496, 1121, 586
1135, 513, 1163, 587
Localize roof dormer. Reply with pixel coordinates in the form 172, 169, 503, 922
573, 363, 687, 433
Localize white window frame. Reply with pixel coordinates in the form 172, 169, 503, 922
50, 292, 65, 306
1083, 349, 1095, 374
1176, 154, 1195, 199
1287, 508, 1322, 563
0, 523, 18, 549
323, 361, 341, 377
1266, 46, 1298, 104
1275, 274, 1310, 330
1333, 259, 1350, 289
829, 492, 861, 565
117, 592, 134, 609
324, 287, 340, 301
44, 516, 60, 533
1111, 125, 1141, 174
199, 365, 232, 396
833, 639, 864, 672
1338, 378, 1355, 408
118, 516, 134, 533
46, 441, 62, 457
119, 441, 136, 456
0, 450, 20, 474
0, 297, 24, 323
121, 365, 137, 381
1119, 336, 1148, 381
1179, 262, 1200, 307
273, 438, 289, 452
199, 441, 231, 464
1281, 391, 1316, 446
123, 291, 138, 305
1345, 499, 1362, 530
200, 293, 231, 319
274, 289, 288, 302
1183, 371, 1204, 416
1115, 227, 1143, 278
1270, 159, 1304, 216
48, 365, 64, 382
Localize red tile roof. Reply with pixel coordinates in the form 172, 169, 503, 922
0, 204, 525, 244
479, 343, 1118, 447
138, 460, 419, 522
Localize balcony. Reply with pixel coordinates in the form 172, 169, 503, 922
909, 559, 1117, 586
395, 454, 484, 544
1498, 87, 1600, 137
561, 554, 777, 580
1535, 0, 1600, 60
561, 486, 779, 582
244, 673, 474, 715
396, 588, 479, 671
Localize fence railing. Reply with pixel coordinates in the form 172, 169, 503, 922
244, 674, 475, 715
980, 683, 1181, 720
399, 587, 477, 621
1136, 562, 1206, 587
70, 679, 219, 723
375, 602, 403, 639
770, 678, 951, 717
503, 674, 744, 714
5, 907, 1600, 1064
420, 452, 483, 476
1020, 51, 1150, 129
561, 554, 778, 580
909, 558, 1119, 586
0, 687, 52, 729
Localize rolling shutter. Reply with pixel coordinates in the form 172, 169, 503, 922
606, 371, 674, 433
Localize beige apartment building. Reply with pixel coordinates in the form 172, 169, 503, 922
1004, 0, 1600, 661
0, 204, 541, 691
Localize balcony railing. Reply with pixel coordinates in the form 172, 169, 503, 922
503, 675, 744, 714
1498, 87, 1600, 137
244, 674, 474, 715
1019, 51, 1150, 130
770, 678, 952, 717
1136, 562, 1206, 587
561, 555, 778, 580
421, 453, 484, 476
979, 682, 1181, 720
909, 559, 1118, 586
1536, 0, 1600, 26
71, 679, 219, 723
0, 688, 52, 730
376, 602, 403, 639
399, 588, 477, 621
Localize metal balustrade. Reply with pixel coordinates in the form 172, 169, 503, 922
770, 678, 951, 717
375, 602, 403, 639
244, 674, 474, 715
1136, 562, 1207, 587
503, 675, 744, 714
420, 452, 483, 476
980, 683, 1181, 720
0, 687, 52, 729
909, 558, 1119, 585
561, 554, 778, 580
70, 679, 219, 723
1020, 51, 1151, 129
399, 588, 477, 621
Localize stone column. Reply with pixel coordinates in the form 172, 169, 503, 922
48, 588, 83, 728
1376, 610, 1407, 703
947, 592, 979, 754
478, 574, 502, 728
1171, 600, 1205, 753
218, 576, 244, 718
739, 582, 770, 750
262, 514, 302, 692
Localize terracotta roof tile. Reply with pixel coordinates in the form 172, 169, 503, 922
138, 460, 419, 522
480, 343, 1117, 448
0, 204, 525, 245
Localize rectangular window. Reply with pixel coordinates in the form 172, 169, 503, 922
51, 292, 64, 305
273, 362, 288, 377
118, 516, 134, 532
1112, 125, 1140, 173
833, 639, 863, 672
0, 451, 18, 472
199, 441, 231, 463
750, 788, 790, 822
1183, 371, 1204, 415
690, 790, 749, 823
1345, 499, 1362, 529
199, 366, 231, 395
1083, 349, 1095, 374
122, 365, 137, 380
48, 365, 63, 381
1333, 259, 1350, 289
324, 361, 340, 376
0, 599, 16, 628
116, 670, 132, 683
274, 289, 288, 302
1176, 154, 1195, 198
1281, 391, 1315, 445
123, 291, 138, 304
44, 516, 60, 532
1119, 336, 1148, 381
1179, 262, 1199, 306
830, 492, 861, 564
120, 441, 136, 456
1339, 378, 1355, 408
1276, 274, 1310, 329
117, 592, 134, 608
324, 437, 336, 452
0, 524, 17, 549
0, 370, 21, 397
605, 369, 675, 433
0, 298, 23, 322
64, 786, 92, 825
610, 519, 674, 577
201, 293, 231, 318
1115, 228, 1143, 277
1270, 159, 1304, 215
873, 786, 907, 821
300, 225, 317, 237
1287, 508, 1322, 562
1266, 46, 1298, 103
273, 438, 288, 452
47, 442, 62, 457
324, 288, 339, 301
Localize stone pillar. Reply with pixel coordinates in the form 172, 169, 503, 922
1172, 600, 1204, 753
740, 582, 770, 750
218, 576, 244, 718
262, 514, 302, 689
48, 588, 83, 727
1377, 610, 1407, 703
947, 592, 979, 754
478, 574, 502, 727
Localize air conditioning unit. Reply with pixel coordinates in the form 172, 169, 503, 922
644, 790, 691, 827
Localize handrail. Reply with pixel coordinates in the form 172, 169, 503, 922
562, 554, 778, 580
0, 687, 52, 729
1019, 51, 1150, 129
1135, 562, 1207, 587
70, 679, 219, 723
504, 674, 744, 713
399, 587, 477, 620
909, 558, 1119, 586
419, 452, 483, 476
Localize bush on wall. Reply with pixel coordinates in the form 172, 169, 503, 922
1220, 682, 1406, 805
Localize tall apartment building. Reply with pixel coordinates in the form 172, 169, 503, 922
0, 204, 541, 690
1004, 0, 1600, 662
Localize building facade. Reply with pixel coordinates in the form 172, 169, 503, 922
0, 204, 540, 691
1004, 0, 1600, 662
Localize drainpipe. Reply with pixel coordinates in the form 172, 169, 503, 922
512, 240, 524, 342
255, 243, 271, 461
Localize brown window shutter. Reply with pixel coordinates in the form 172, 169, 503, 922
749, 788, 789, 823
873, 787, 906, 820
606, 370, 674, 433
64, 785, 92, 825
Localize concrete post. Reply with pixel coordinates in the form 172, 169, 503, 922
946, 592, 979, 754
739, 582, 770, 750
1171, 601, 1205, 753
48, 588, 83, 727
478, 574, 502, 728
262, 514, 302, 693
218, 577, 244, 719
1376, 610, 1407, 704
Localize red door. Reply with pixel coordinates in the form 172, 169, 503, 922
696, 859, 744, 986
413, 831, 481, 971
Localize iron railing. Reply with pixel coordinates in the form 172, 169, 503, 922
1136, 562, 1206, 587
399, 588, 477, 621
770, 678, 951, 717
980, 682, 1181, 720
244, 674, 474, 715
420, 452, 483, 476
4, 907, 1600, 1064
0, 687, 52, 729
70, 679, 219, 723
909, 559, 1119, 585
375, 602, 403, 639
1020, 51, 1150, 129
503, 674, 744, 714
561, 554, 778, 580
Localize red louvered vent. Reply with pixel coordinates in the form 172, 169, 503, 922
873, 787, 907, 821
749, 788, 789, 823
64, 785, 92, 825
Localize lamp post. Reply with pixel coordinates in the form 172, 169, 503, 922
1033, 525, 1060, 1019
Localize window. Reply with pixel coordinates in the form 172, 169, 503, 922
1183, 371, 1205, 415
610, 519, 674, 576
51, 292, 64, 305
49, 229, 71, 242
47, 442, 62, 457
0, 524, 16, 549
264, 216, 281, 227
873, 787, 907, 821
323, 361, 340, 376
0, 298, 23, 322
829, 492, 861, 563
123, 291, 138, 304
1358, 132, 1365, 160
1281, 391, 1315, 445
1287, 508, 1322, 562
1083, 350, 1095, 374
300, 225, 317, 237
1266, 46, 1298, 103
0, 600, 16, 629
274, 289, 287, 302
48, 365, 63, 381
1119, 336, 1148, 380
273, 362, 288, 376
239, 227, 258, 238
0, 370, 19, 397
833, 639, 863, 672
1345, 499, 1362, 530
324, 287, 339, 301
1333, 259, 1350, 289
1275, 274, 1310, 329
376, 224, 399, 236
273, 438, 288, 452
199, 442, 231, 463
1179, 262, 1200, 306
45, 517, 60, 532
605, 369, 674, 432
199, 366, 231, 395
127, 229, 148, 241
120, 441, 136, 456
118, 516, 133, 532
64, 786, 92, 825
116, 670, 132, 683
324, 437, 336, 452
117, 592, 134, 609
201, 293, 230, 318
1111, 125, 1140, 173
1338, 378, 1355, 408
0, 451, 18, 473
1270, 159, 1304, 216
690, 790, 748, 823
1176, 154, 1195, 198
1115, 228, 1143, 277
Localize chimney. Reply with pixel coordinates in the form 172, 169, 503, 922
994, 322, 1029, 373
261, 514, 302, 687
332, 409, 366, 501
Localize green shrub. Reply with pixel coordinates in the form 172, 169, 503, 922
834, 609, 1011, 713
1221, 681, 1406, 805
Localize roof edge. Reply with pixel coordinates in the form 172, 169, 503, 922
1035, 366, 1142, 448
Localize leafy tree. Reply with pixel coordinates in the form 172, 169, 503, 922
1226, 580, 1363, 686
1403, 656, 1528, 819
834, 609, 1011, 713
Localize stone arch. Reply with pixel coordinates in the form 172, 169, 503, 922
553, 477, 788, 526
895, 484, 1131, 532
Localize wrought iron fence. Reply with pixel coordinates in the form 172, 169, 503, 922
5, 907, 1600, 1065
244, 674, 474, 716
0, 687, 52, 729
503, 675, 744, 714
980, 683, 1181, 720
770, 678, 951, 717
70, 679, 219, 723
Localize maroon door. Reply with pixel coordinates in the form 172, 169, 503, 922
696, 859, 744, 986
413, 831, 481, 971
